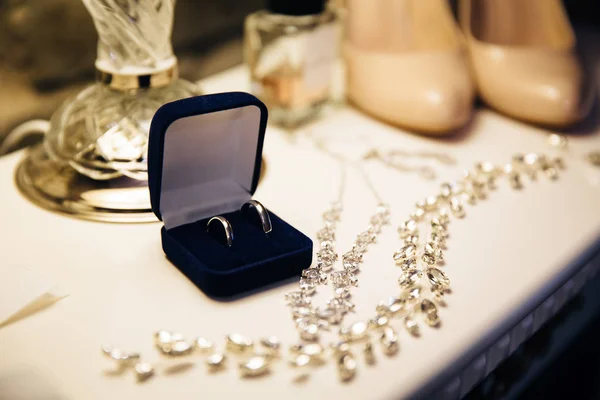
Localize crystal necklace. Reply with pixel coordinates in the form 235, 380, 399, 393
102, 150, 566, 383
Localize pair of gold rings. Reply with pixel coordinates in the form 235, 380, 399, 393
206, 200, 272, 247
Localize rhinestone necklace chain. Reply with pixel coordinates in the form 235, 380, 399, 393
102, 151, 566, 383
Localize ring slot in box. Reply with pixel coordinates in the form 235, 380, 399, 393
148, 92, 313, 297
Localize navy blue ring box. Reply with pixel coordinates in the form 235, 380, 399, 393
148, 92, 313, 298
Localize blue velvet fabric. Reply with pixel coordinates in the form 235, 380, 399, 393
148, 92, 313, 298
162, 210, 313, 297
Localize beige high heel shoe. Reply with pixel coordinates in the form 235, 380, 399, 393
460, 0, 593, 127
344, 0, 474, 135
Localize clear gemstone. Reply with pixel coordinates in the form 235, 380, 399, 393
299, 323, 320, 341
340, 321, 369, 342
206, 353, 226, 370
545, 167, 559, 180
260, 336, 280, 351
342, 251, 363, 272
323, 209, 341, 222
431, 232, 446, 248
424, 196, 438, 211
393, 244, 417, 262
424, 242, 435, 254
316, 258, 334, 271
548, 134, 568, 149
427, 268, 450, 289
370, 213, 388, 226
289, 354, 311, 368
404, 315, 420, 337
166, 340, 193, 356
404, 235, 419, 245
317, 307, 344, 324
398, 269, 423, 288
330, 341, 351, 355
291, 307, 314, 318
376, 296, 405, 316
302, 268, 320, 280
327, 298, 355, 313
398, 220, 419, 238
317, 227, 335, 242
356, 231, 376, 245
420, 299, 441, 327
376, 203, 390, 217
406, 286, 422, 302
331, 271, 357, 288
397, 258, 417, 271
363, 342, 376, 365
154, 330, 173, 346
450, 198, 465, 218
240, 356, 271, 378
285, 291, 311, 306
317, 247, 338, 263
422, 253, 436, 265
353, 241, 369, 253
226, 334, 254, 353
301, 343, 325, 358
380, 326, 399, 355
134, 362, 154, 381
410, 207, 426, 221
194, 337, 213, 353
102, 346, 139, 363
440, 183, 452, 199
369, 315, 389, 329
338, 353, 357, 381
334, 287, 351, 299
299, 278, 316, 294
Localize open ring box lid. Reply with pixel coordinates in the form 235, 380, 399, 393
148, 92, 313, 298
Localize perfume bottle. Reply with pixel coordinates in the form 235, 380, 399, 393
244, 0, 338, 128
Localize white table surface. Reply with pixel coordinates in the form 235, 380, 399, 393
1, 65, 600, 400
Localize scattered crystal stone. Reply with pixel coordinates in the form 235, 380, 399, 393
427, 268, 450, 289
330, 341, 351, 355
206, 353, 226, 370
434, 248, 444, 262
410, 207, 426, 221
370, 213, 388, 226
398, 269, 423, 288
194, 337, 213, 353
299, 278, 316, 294
404, 315, 420, 337
553, 157, 565, 170
450, 198, 466, 218
239, 355, 271, 378
398, 220, 419, 238
353, 241, 369, 253
226, 334, 254, 353
369, 315, 389, 329
393, 244, 417, 262
424, 242, 435, 255
134, 362, 154, 381
300, 343, 325, 358
316, 258, 334, 271
342, 251, 363, 272
102, 345, 140, 364
363, 342, 376, 365
164, 340, 193, 356
376, 203, 390, 216
340, 321, 369, 342
420, 299, 441, 327
260, 336, 281, 352
323, 209, 341, 222
337, 353, 357, 382
380, 326, 399, 355
317, 227, 335, 242
524, 153, 539, 166
154, 330, 174, 346
289, 354, 312, 368
334, 287, 351, 299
